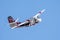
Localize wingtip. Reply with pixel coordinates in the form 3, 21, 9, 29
39, 9, 46, 14
41, 9, 46, 13
11, 26, 17, 29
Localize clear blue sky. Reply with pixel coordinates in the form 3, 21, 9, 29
0, 0, 60, 40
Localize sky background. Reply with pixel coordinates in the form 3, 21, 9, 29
0, 0, 60, 40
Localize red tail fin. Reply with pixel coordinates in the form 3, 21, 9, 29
8, 16, 15, 23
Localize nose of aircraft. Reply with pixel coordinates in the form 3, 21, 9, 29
38, 18, 42, 22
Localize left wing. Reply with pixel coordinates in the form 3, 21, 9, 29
11, 20, 30, 29
18, 20, 29, 27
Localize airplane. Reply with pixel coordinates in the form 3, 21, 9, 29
8, 9, 45, 29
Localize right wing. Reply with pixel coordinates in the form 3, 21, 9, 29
33, 9, 45, 18
18, 9, 46, 26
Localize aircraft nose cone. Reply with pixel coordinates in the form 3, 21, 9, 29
38, 18, 42, 22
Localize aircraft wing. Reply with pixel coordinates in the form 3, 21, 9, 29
18, 9, 46, 27
33, 9, 45, 18
10, 21, 29, 29
18, 21, 29, 27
